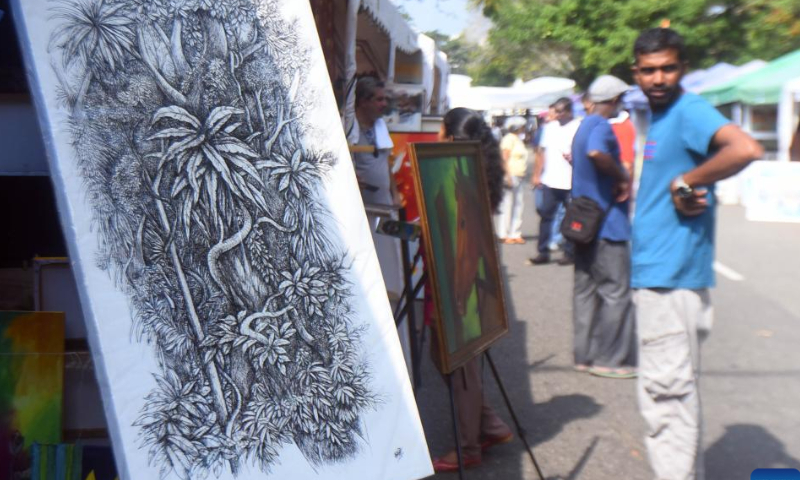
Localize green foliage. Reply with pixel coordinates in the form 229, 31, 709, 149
475, 0, 800, 88
428, 31, 515, 86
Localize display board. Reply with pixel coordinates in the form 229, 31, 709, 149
12, 0, 431, 478
409, 142, 508, 374
741, 160, 800, 223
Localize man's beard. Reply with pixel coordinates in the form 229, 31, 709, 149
646, 86, 681, 109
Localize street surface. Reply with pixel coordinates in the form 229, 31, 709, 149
415, 194, 800, 480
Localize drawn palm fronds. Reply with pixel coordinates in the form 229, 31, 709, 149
46, 0, 378, 478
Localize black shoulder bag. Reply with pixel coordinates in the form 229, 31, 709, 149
559, 196, 612, 244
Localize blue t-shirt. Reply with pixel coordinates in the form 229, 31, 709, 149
631, 93, 730, 289
571, 114, 631, 242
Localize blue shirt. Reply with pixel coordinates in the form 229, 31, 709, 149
632, 93, 730, 289
571, 114, 631, 241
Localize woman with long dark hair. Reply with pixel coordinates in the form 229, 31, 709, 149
430, 107, 512, 472
439, 108, 505, 212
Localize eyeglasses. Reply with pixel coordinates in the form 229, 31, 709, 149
636, 64, 681, 75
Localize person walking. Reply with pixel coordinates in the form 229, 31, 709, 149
529, 97, 580, 265
496, 116, 529, 244
631, 28, 762, 480
570, 75, 637, 378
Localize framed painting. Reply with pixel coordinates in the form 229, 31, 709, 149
11, 0, 431, 479
409, 142, 509, 374
0, 311, 64, 480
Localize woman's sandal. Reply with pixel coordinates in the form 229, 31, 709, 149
432, 452, 482, 472
588, 366, 637, 379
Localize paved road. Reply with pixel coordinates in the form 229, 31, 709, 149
415, 193, 800, 480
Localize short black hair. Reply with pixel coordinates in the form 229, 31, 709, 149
551, 97, 572, 113
634, 28, 686, 63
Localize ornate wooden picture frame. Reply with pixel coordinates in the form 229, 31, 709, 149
410, 142, 509, 374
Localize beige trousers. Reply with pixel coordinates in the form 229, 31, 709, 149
634, 288, 713, 480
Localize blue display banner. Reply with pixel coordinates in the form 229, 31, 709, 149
752, 469, 800, 480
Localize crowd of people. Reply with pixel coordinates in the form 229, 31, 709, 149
351, 26, 763, 480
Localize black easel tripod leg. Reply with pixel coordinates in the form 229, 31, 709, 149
447, 373, 466, 480
485, 350, 546, 480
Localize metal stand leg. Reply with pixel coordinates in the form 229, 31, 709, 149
399, 211, 421, 391
447, 373, 466, 480
485, 350, 546, 480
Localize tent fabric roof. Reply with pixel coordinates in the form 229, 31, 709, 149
360, 0, 419, 54
448, 75, 575, 111
701, 49, 800, 106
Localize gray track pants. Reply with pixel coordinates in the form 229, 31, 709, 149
572, 239, 636, 368
634, 288, 713, 480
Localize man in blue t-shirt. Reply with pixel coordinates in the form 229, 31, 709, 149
570, 75, 637, 379
631, 28, 762, 480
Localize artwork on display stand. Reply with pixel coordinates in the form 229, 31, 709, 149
390, 132, 440, 302
12, 0, 431, 479
385, 84, 425, 133
409, 142, 509, 374
30, 444, 119, 480
390, 131, 440, 222
0, 311, 65, 480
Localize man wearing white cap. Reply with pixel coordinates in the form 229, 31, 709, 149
569, 75, 637, 378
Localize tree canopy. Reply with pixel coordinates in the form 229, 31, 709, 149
464, 0, 800, 88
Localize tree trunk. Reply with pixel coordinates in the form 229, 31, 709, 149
151, 171, 229, 424
171, 16, 191, 76
229, 54, 254, 133
255, 89, 267, 133
207, 210, 253, 307
201, 11, 228, 59
137, 26, 188, 106
72, 69, 93, 117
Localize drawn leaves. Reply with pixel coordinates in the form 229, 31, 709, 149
258, 149, 320, 199
149, 105, 267, 237
51, 0, 136, 72
48, 0, 375, 476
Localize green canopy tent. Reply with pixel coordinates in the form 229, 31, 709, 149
701, 49, 800, 106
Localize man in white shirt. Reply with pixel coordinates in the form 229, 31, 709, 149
530, 97, 581, 265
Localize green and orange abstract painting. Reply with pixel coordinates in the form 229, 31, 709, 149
418, 156, 484, 353
0, 311, 64, 478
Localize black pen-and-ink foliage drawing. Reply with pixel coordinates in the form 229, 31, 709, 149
46, 0, 378, 477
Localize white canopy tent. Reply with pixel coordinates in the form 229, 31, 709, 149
777, 76, 800, 161
417, 33, 437, 112
433, 51, 450, 114
448, 75, 576, 112
342, 0, 451, 135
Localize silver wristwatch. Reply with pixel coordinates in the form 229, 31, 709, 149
673, 175, 693, 199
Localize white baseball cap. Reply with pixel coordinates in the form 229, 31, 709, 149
587, 75, 629, 103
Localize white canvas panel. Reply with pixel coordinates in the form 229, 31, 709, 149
11, 0, 432, 479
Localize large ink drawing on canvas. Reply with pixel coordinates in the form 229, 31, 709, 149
10, 0, 431, 478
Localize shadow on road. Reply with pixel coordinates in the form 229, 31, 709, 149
523, 394, 602, 446
705, 424, 800, 477
545, 436, 600, 480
